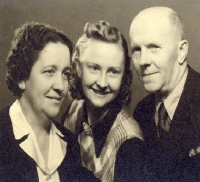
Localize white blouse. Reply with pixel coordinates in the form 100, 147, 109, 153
9, 100, 67, 182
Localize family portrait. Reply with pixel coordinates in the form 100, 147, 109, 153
1, 0, 200, 181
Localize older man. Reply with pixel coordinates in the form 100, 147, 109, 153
130, 6, 200, 181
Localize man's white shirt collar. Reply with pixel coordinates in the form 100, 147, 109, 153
155, 68, 188, 124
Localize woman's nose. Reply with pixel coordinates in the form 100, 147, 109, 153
96, 73, 108, 89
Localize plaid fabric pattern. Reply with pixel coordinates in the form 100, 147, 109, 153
64, 100, 143, 182
79, 124, 102, 174
96, 111, 142, 182
64, 99, 85, 134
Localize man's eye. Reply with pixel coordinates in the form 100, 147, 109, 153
132, 47, 141, 54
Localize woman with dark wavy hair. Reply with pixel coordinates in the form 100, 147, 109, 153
64, 20, 145, 182
0, 22, 99, 182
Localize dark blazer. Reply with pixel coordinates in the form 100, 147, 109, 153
114, 137, 145, 182
134, 66, 200, 182
0, 106, 99, 182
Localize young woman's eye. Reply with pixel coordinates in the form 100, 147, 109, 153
91, 66, 98, 70
111, 70, 118, 74
89, 65, 99, 72
108, 69, 120, 76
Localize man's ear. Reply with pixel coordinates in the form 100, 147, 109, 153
18, 81, 25, 90
178, 39, 188, 65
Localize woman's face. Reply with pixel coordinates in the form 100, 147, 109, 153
80, 39, 125, 108
20, 42, 71, 119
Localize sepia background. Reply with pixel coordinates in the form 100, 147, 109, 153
1, 0, 200, 120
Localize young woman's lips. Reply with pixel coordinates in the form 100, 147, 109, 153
92, 88, 109, 95
46, 96, 62, 101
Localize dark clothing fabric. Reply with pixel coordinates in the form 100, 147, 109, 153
87, 102, 145, 181
0, 106, 99, 182
114, 137, 145, 182
64, 99, 145, 181
79, 102, 122, 157
134, 66, 200, 181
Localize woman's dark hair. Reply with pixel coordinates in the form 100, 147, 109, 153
6, 22, 73, 97
70, 20, 132, 105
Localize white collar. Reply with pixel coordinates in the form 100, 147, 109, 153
155, 67, 188, 122
9, 100, 67, 175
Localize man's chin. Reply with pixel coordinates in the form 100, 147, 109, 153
144, 85, 159, 94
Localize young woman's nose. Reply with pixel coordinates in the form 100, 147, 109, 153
96, 73, 108, 89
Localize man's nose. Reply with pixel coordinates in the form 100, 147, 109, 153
139, 48, 151, 66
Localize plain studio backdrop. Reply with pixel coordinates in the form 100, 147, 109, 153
1, 0, 200, 120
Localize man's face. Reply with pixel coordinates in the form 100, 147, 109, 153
129, 12, 181, 94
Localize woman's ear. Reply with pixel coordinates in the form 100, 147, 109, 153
18, 81, 25, 90
178, 39, 188, 65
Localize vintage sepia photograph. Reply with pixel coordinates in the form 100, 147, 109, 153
1, 0, 200, 181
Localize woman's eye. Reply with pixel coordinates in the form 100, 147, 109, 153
91, 66, 98, 70
108, 69, 120, 75
44, 69, 55, 75
62, 70, 70, 80
89, 66, 99, 72
112, 70, 119, 74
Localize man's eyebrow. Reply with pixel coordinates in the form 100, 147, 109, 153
131, 46, 141, 53
146, 43, 160, 48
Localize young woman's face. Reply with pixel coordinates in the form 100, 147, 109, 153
80, 39, 125, 108
20, 42, 71, 119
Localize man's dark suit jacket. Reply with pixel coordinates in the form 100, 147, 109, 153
134, 66, 200, 182
0, 106, 99, 182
